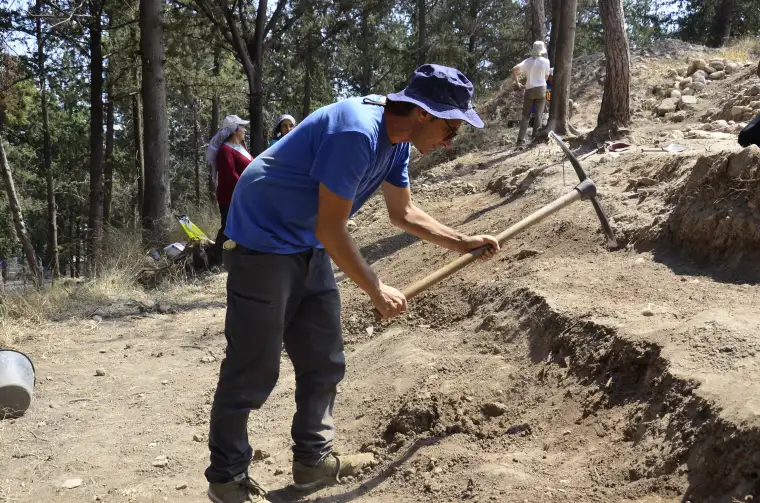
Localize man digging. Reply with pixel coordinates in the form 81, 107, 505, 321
205, 64, 499, 503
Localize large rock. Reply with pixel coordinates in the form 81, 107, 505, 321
704, 66, 717, 74
709, 70, 727, 80
657, 98, 678, 116
679, 95, 698, 110
732, 105, 750, 118
726, 62, 741, 75
670, 89, 682, 99
749, 84, 760, 97
712, 119, 729, 131
679, 77, 693, 90
682, 88, 696, 96
670, 111, 687, 123
691, 81, 707, 92
710, 60, 725, 71
750, 101, 760, 110
692, 69, 708, 81
688, 59, 708, 75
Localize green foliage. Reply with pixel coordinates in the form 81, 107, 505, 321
1, 0, 758, 274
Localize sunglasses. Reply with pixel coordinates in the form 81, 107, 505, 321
442, 119, 459, 142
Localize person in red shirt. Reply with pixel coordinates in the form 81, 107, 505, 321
206, 115, 253, 250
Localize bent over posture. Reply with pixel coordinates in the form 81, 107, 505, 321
205, 64, 499, 503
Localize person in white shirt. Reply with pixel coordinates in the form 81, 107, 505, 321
512, 41, 551, 145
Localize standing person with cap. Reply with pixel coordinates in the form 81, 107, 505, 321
206, 115, 253, 252
204, 64, 500, 503
268, 114, 297, 147
512, 41, 551, 146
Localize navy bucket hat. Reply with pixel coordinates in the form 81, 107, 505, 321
387, 64, 484, 129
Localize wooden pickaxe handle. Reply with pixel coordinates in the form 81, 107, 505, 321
400, 180, 594, 301
372, 179, 595, 319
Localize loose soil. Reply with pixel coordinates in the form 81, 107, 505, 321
2, 41, 760, 503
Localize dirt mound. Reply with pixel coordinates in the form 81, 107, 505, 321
653, 146, 760, 279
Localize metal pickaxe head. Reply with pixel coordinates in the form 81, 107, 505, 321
548, 131, 618, 249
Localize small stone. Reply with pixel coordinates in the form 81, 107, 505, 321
709, 70, 726, 80
635, 177, 658, 187
657, 98, 677, 116
91, 315, 103, 323
366, 326, 374, 336
678, 78, 692, 90
634, 257, 646, 266
670, 90, 681, 100
433, 467, 443, 474
45, 376, 53, 381
682, 88, 695, 96
704, 66, 716, 74
49, 403, 60, 409
175, 483, 188, 490
346, 220, 358, 232
515, 249, 540, 261
642, 304, 655, 317
152, 455, 169, 467
481, 402, 508, 417
99, 349, 107, 354
200, 355, 216, 364
679, 95, 698, 109
670, 111, 687, 123
156, 303, 174, 314
61, 478, 83, 489
253, 449, 271, 461
193, 433, 205, 443
161, 380, 169, 385
719, 346, 734, 353
95, 368, 106, 377
274, 468, 284, 476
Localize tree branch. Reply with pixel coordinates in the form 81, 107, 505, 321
263, 0, 286, 38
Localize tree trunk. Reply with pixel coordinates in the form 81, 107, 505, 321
132, 88, 144, 226
466, 0, 479, 81
597, 0, 631, 132
544, 0, 577, 135
35, 0, 59, 281
140, 0, 172, 245
67, 211, 74, 277
104, 79, 115, 226
208, 41, 221, 201
87, 0, 105, 277
531, 0, 546, 43
302, 56, 313, 117
244, 0, 268, 156
417, 0, 427, 67
75, 217, 81, 277
192, 99, 200, 208
709, 0, 734, 47
547, 0, 560, 65
0, 108, 42, 285
359, 11, 372, 95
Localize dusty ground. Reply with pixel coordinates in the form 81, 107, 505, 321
2, 42, 760, 503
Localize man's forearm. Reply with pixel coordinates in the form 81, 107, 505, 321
315, 225, 380, 297
392, 204, 469, 253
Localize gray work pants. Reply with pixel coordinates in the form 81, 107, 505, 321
517, 85, 547, 143
205, 245, 344, 483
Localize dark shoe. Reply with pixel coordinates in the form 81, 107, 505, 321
207, 473, 268, 503
292, 452, 376, 491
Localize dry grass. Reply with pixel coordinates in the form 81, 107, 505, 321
0, 221, 226, 349
719, 36, 760, 63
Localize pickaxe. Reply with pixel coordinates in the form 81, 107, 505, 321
377, 132, 617, 313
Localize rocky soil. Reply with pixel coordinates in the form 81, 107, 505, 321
1, 40, 760, 503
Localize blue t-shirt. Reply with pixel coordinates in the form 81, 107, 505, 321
225, 96, 411, 254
